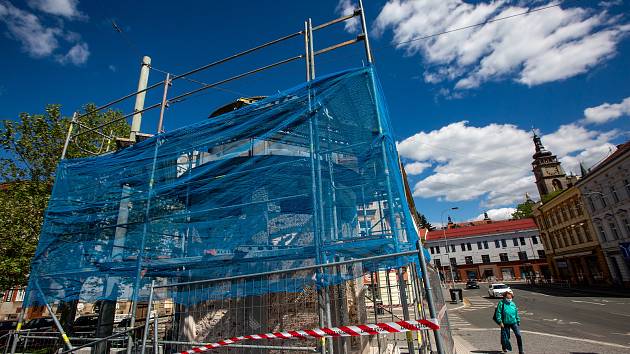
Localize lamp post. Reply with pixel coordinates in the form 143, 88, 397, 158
441, 207, 459, 288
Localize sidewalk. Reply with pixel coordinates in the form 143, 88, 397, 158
452, 328, 630, 354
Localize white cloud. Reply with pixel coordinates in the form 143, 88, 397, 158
398, 121, 617, 208
56, 42, 89, 65
0, 1, 61, 57
583, 96, 630, 124
27, 0, 85, 20
0, 1, 88, 65
474, 208, 516, 221
404, 161, 431, 175
374, 0, 629, 90
336, 0, 360, 34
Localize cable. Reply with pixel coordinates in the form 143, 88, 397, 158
383, 1, 570, 49
149, 66, 249, 97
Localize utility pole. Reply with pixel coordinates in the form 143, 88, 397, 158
130, 56, 151, 141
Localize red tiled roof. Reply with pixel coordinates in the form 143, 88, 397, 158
426, 218, 538, 240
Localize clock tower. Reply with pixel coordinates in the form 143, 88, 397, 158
531, 132, 576, 199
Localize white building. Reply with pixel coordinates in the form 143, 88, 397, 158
576, 141, 630, 286
425, 219, 549, 282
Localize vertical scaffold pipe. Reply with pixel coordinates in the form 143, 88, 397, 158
127, 138, 161, 354
157, 73, 171, 134
61, 112, 77, 159
305, 19, 325, 354
130, 56, 151, 141
358, 0, 373, 64
416, 240, 446, 354
140, 281, 155, 354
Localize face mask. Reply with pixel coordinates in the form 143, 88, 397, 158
505, 298, 512, 303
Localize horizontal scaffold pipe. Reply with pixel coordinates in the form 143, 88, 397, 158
154, 249, 419, 289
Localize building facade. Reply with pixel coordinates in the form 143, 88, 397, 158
530, 134, 611, 285
576, 141, 630, 286
425, 219, 549, 282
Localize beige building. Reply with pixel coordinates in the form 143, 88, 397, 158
576, 141, 630, 286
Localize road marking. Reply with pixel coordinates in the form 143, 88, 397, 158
457, 328, 630, 349
571, 300, 605, 306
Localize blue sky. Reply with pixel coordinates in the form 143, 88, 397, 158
1, 0, 629, 225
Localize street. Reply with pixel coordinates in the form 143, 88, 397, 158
448, 282, 630, 354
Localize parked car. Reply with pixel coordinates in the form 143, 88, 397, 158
466, 279, 480, 289
488, 283, 512, 298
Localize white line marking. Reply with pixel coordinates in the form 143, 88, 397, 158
457, 328, 630, 349
571, 300, 605, 306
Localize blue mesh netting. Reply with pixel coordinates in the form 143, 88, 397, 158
26, 66, 425, 306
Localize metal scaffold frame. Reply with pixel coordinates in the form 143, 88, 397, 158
10, 2, 451, 354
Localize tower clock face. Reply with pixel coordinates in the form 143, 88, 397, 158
545, 165, 560, 175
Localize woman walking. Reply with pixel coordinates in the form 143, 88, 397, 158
494, 291, 524, 353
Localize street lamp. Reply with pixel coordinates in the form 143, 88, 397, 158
441, 207, 459, 288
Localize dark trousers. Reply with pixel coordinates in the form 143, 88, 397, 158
501, 323, 523, 353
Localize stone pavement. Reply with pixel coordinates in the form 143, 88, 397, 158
453, 328, 630, 354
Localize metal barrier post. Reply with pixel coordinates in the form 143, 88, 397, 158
416, 241, 446, 354
141, 280, 156, 354
153, 316, 159, 354
61, 112, 77, 159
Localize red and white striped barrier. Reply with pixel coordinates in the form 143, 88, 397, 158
178, 319, 439, 353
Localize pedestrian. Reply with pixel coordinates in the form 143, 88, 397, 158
493, 291, 524, 353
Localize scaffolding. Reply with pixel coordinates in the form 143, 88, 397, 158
8, 2, 452, 353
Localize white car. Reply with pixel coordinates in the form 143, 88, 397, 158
488, 283, 512, 298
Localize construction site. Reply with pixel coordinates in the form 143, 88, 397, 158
1, 2, 454, 354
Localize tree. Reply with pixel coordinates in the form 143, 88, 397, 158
511, 199, 536, 219
415, 210, 435, 231
0, 104, 129, 288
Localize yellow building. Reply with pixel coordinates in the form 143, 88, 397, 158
533, 187, 610, 285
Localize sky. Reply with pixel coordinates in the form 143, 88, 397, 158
0, 0, 629, 225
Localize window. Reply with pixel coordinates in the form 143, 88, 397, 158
450, 257, 457, 266
611, 186, 619, 203
561, 207, 568, 221
4, 289, 14, 302
430, 247, 434, 254
450, 244, 455, 253
518, 251, 528, 261
477, 241, 482, 250
513, 238, 519, 246
467, 243, 472, 251
575, 201, 583, 215
501, 239, 507, 247
601, 195, 607, 208
588, 196, 596, 211
460, 244, 466, 251
537, 250, 546, 259
519, 237, 526, 246
465, 256, 473, 265
598, 225, 607, 242
435, 259, 441, 267
532, 235, 538, 244
483, 241, 489, 249
610, 223, 620, 240
583, 226, 593, 242
568, 204, 575, 218
625, 179, 630, 197
499, 253, 509, 262
624, 218, 630, 237
482, 255, 491, 264
495, 240, 500, 248
435, 246, 441, 254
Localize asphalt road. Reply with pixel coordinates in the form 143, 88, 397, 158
448, 283, 630, 353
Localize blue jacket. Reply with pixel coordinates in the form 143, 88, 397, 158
495, 300, 520, 325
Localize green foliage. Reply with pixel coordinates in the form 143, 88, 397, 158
415, 210, 434, 231
512, 200, 535, 219
541, 189, 563, 204
0, 104, 129, 288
